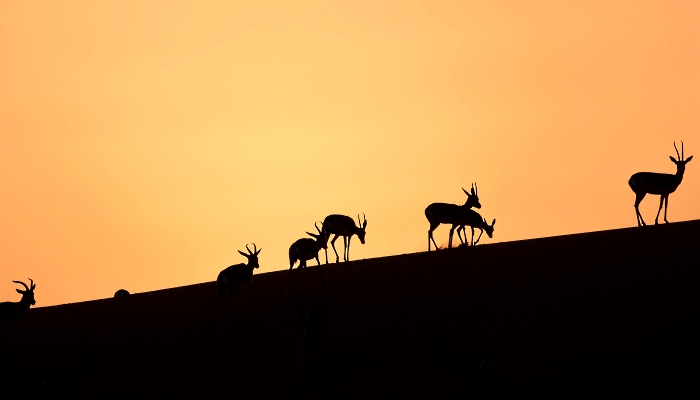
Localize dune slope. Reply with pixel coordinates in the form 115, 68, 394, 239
2, 220, 699, 399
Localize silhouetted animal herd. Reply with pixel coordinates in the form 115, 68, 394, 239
1, 142, 693, 332
0, 141, 693, 397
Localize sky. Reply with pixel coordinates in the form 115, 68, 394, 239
1, 0, 698, 307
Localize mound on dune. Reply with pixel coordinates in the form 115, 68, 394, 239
2, 220, 699, 399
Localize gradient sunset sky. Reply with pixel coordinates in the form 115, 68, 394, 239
1, 0, 698, 306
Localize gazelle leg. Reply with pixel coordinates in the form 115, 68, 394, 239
456, 226, 464, 244
342, 236, 347, 261
324, 247, 329, 265
448, 225, 456, 248
475, 228, 484, 245
663, 195, 669, 223
634, 192, 646, 226
471, 226, 475, 246
346, 236, 352, 261
654, 194, 664, 225
428, 224, 440, 251
331, 235, 341, 263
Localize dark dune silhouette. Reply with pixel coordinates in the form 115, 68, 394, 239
1, 221, 699, 398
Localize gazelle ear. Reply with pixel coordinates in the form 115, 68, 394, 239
306, 231, 316, 238
686, 155, 693, 162
670, 156, 677, 162
363, 219, 367, 228
255, 248, 262, 255
16, 289, 24, 294
238, 250, 248, 257
492, 219, 496, 226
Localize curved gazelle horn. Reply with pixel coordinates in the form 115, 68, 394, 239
315, 221, 324, 234
674, 142, 680, 160
13, 280, 29, 292
357, 213, 366, 226
29, 278, 35, 290
246, 243, 259, 255
682, 141, 685, 160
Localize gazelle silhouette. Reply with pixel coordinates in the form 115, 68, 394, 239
0, 279, 36, 324
289, 222, 328, 282
425, 184, 481, 251
455, 209, 496, 246
322, 214, 367, 263
629, 142, 692, 226
215, 243, 261, 311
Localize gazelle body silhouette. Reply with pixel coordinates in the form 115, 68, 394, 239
629, 142, 692, 226
216, 243, 261, 309
0, 279, 36, 323
323, 214, 367, 263
289, 222, 328, 280
425, 185, 481, 251
455, 209, 496, 246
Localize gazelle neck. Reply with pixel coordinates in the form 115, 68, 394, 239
675, 163, 686, 178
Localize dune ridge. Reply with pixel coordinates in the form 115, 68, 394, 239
2, 220, 699, 398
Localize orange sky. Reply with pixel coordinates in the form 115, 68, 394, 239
1, 0, 698, 306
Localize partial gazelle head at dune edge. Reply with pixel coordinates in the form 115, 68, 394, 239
1, 1, 699, 307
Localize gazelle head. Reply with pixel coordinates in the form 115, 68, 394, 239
356, 214, 368, 244
482, 218, 496, 239
670, 141, 693, 170
238, 243, 262, 269
14, 279, 36, 306
306, 222, 328, 250
462, 183, 481, 209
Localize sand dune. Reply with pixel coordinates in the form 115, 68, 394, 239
2, 220, 699, 399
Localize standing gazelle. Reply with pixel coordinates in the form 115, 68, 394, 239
289, 222, 328, 280
0, 279, 36, 324
425, 184, 481, 251
629, 142, 693, 226
216, 243, 261, 310
323, 214, 368, 263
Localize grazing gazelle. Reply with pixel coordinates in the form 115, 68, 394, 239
216, 243, 261, 310
455, 208, 496, 246
289, 222, 328, 280
323, 214, 368, 263
425, 184, 481, 251
629, 142, 693, 226
0, 279, 36, 324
